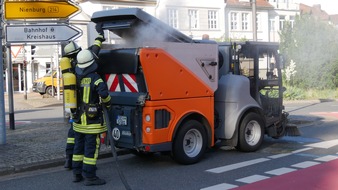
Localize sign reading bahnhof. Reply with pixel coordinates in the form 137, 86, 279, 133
6, 24, 81, 43
4, 1, 80, 20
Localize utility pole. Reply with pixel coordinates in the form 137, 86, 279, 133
252, 0, 257, 41
0, 0, 6, 144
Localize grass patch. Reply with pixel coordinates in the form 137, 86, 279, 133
283, 86, 338, 100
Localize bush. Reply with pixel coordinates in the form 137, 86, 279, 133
283, 86, 306, 100
303, 88, 338, 100
283, 86, 338, 100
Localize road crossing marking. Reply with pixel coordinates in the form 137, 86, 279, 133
207, 147, 311, 174
291, 161, 320, 168
268, 147, 312, 159
236, 175, 270, 184
202, 140, 338, 190
314, 155, 338, 162
200, 183, 238, 190
306, 139, 338, 149
265, 167, 297, 176
206, 158, 270, 174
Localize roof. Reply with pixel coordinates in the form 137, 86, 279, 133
225, 0, 273, 9
299, 3, 330, 21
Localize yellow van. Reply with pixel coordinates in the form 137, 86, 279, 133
32, 71, 63, 96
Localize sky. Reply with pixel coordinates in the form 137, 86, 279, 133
297, 0, 338, 15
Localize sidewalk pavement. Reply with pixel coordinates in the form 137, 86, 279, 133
0, 92, 118, 177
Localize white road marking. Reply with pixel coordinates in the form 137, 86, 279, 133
236, 175, 270, 184
306, 139, 338, 149
291, 161, 320, 168
203, 141, 338, 190
200, 183, 238, 190
268, 153, 291, 159
268, 147, 313, 159
314, 155, 338, 162
265, 167, 297, 176
206, 158, 270, 174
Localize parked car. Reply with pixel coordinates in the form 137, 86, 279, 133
32, 71, 63, 96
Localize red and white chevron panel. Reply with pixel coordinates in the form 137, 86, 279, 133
122, 74, 138, 92
105, 74, 138, 92
106, 74, 120, 92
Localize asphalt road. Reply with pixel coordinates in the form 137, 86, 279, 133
1, 100, 338, 190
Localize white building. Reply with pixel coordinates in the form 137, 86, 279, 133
224, 0, 273, 41
267, 0, 299, 42
223, 0, 299, 42
155, 0, 225, 40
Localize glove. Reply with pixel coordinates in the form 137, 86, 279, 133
103, 99, 112, 111
95, 22, 104, 35
95, 34, 105, 43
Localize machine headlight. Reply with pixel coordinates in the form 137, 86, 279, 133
145, 114, 151, 122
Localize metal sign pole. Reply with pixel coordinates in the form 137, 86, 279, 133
7, 45, 15, 130
0, 15, 6, 144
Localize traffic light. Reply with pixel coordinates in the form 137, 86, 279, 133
23, 60, 27, 70
31, 45, 36, 60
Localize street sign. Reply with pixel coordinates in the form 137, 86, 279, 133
6, 24, 81, 43
4, 1, 80, 20
11, 46, 23, 58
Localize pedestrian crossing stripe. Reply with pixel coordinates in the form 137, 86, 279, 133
202, 143, 338, 190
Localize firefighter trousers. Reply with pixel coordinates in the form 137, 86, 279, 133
66, 123, 75, 155
72, 132, 100, 178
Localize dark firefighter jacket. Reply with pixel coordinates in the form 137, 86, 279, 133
73, 71, 111, 134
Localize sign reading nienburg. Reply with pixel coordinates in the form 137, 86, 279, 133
4, 1, 80, 20
6, 24, 81, 43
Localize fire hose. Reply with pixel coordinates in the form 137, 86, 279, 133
103, 106, 132, 190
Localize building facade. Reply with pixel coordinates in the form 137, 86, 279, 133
155, 0, 225, 40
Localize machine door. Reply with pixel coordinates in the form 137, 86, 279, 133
109, 92, 146, 149
235, 42, 284, 124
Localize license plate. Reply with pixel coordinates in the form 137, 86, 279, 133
116, 115, 127, 126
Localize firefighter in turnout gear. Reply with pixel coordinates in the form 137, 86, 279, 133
72, 49, 111, 186
62, 23, 106, 170
62, 41, 81, 170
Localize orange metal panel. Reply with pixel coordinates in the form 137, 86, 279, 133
141, 97, 214, 146
139, 48, 214, 100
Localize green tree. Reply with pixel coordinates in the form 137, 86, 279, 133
280, 14, 338, 90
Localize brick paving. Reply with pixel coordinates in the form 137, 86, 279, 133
0, 93, 112, 176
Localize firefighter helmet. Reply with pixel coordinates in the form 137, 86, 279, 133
77, 49, 95, 69
64, 41, 81, 57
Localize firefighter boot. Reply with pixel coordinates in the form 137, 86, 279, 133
84, 176, 106, 186
64, 155, 73, 169
73, 174, 83, 182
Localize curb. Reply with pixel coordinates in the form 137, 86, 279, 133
0, 149, 131, 177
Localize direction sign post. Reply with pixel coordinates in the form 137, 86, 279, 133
6, 24, 81, 43
4, 1, 80, 20
2, 1, 83, 138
